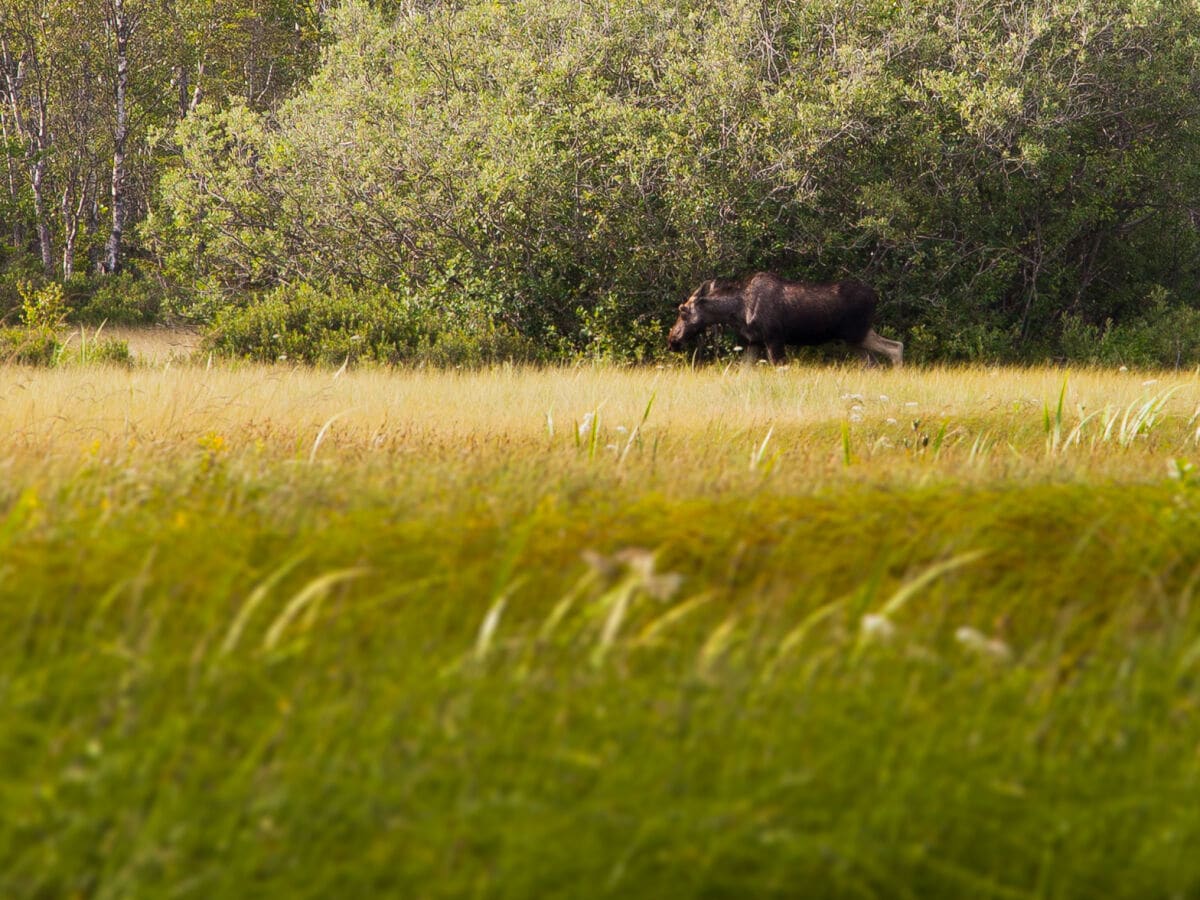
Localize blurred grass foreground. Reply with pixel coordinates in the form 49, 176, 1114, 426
3, 361, 1200, 897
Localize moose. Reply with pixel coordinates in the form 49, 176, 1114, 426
667, 273, 903, 367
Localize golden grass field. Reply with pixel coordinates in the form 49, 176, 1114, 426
5, 347, 1200, 898
5, 350, 1199, 487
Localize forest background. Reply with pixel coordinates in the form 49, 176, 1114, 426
3, 0, 1200, 366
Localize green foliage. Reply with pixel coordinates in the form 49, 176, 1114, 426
1061, 294, 1200, 368
0, 325, 60, 365
576, 292, 672, 362
91, 337, 132, 366
149, 102, 289, 305
208, 280, 542, 366
69, 273, 166, 325
153, 0, 1200, 361
63, 332, 133, 366
18, 280, 68, 330
2, 248, 168, 328
0, 251, 46, 322
0, 317, 129, 367
0, 0, 325, 282
904, 320, 1016, 364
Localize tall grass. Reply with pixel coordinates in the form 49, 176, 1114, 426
4, 362, 1200, 482
3, 360, 1200, 897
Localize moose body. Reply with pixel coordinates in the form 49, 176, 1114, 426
667, 273, 903, 366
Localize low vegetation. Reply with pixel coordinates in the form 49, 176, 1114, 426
3, 358, 1200, 896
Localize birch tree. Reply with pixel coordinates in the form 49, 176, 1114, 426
101, 0, 132, 273
0, 1, 55, 273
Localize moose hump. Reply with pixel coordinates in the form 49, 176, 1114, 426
667, 273, 903, 366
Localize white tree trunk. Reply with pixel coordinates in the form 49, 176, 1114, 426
103, 0, 130, 273
1, 37, 54, 273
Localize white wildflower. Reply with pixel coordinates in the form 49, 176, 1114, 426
860, 613, 896, 643
582, 548, 681, 600
955, 626, 1011, 662
578, 412, 595, 439
614, 548, 655, 579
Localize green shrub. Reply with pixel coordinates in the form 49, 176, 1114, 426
0, 250, 46, 323
410, 316, 547, 367
576, 293, 675, 363
1059, 291, 1200, 368
67, 334, 133, 367
71, 273, 165, 325
207, 280, 542, 367
0, 326, 61, 366
1, 280, 68, 366
4, 263, 172, 330
19, 280, 68, 330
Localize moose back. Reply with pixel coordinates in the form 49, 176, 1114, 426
667, 272, 903, 366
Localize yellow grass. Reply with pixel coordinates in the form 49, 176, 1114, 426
3, 357, 1199, 491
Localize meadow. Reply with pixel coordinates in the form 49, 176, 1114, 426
3, 355, 1200, 898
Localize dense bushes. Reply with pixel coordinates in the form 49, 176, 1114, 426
0, 250, 47, 324
0, 326, 59, 366
5, 0, 1197, 366
207, 280, 544, 366
70, 273, 165, 326
0, 324, 131, 368
1060, 296, 1200, 368
0, 257, 135, 366
2, 251, 165, 327
147, 0, 1200, 364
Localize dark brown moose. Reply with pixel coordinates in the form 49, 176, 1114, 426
667, 273, 903, 366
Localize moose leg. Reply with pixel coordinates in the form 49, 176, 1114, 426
743, 342, 765, 364
858, 329, 904, 367
766, 342, 787, 366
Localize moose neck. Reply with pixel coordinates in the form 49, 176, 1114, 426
704, 291, 745, 326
